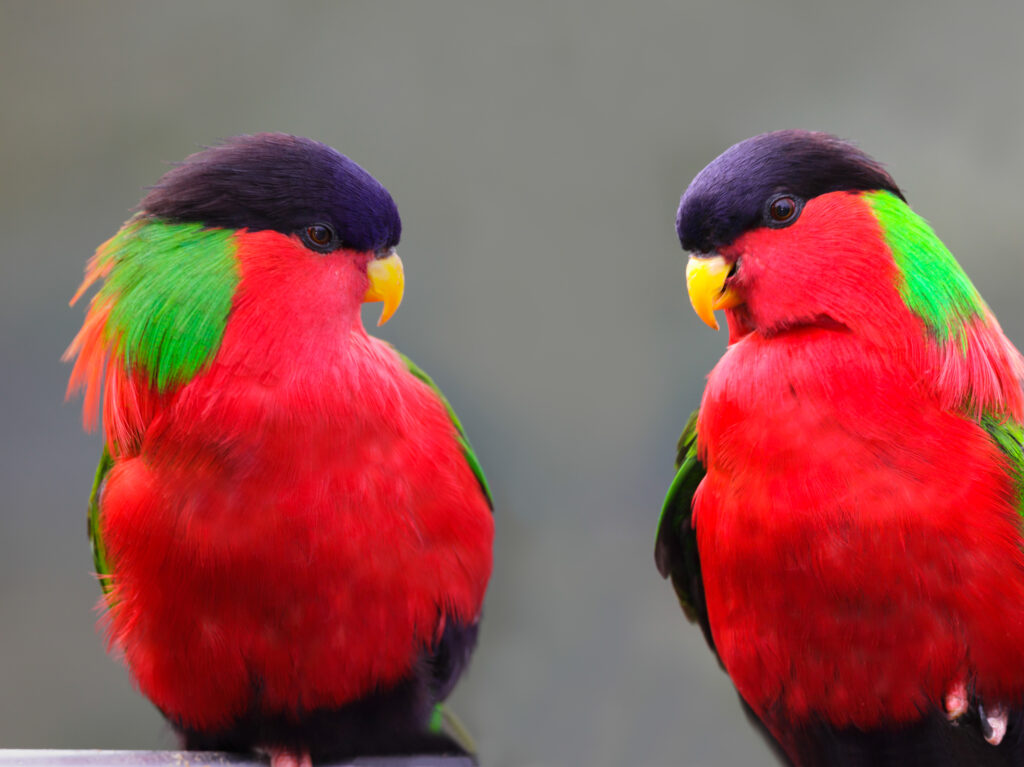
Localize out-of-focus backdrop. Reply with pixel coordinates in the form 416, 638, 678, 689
2, 2, 1023, 765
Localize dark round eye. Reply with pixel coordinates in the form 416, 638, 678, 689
766, 195, 801, 226
305, 224, 334, 247
769, 197, 797, 222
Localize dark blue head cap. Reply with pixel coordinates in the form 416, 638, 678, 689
676, 131, 903, 253
142, 133, 401, 252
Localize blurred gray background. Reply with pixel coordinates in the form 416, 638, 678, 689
2, 2, 1024, 765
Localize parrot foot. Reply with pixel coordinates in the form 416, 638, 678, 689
944, 681, 968, 720
979, 703, 1008, 746
267, 748, 312, 767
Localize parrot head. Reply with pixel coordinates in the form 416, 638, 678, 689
676, 130, 1024, 419
142, 132, 406, 326
67, 134, 407, 444
677, 130, 907, 339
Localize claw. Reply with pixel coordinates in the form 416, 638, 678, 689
267, 748, 312, 767
945, 681, 968, 721
980, 703, 1008, 746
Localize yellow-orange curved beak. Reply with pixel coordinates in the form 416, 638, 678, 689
363, 252, 405, 326
685, 255, 741, 330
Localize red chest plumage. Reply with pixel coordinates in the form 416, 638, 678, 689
696, 328, 1024, 731
96, 234, 493, 731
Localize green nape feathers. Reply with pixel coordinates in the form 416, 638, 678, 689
866, 190, 1024, 421
94, 220, 239, 391
866, 190, 986, 346
68, 220, 239, 418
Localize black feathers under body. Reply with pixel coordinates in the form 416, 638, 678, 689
782, 707, 1024, 767
173, 619, 479, 761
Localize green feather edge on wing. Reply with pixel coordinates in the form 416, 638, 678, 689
88, 446, 114, 594
397, 351, 493, 510
655, 410, 717, 656
398, 351, 491, 746
983, 415, 1024, 515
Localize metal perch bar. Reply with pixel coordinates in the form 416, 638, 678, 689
0, 752, 475, 767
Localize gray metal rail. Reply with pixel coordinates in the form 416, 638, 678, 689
0, 753, 475, 767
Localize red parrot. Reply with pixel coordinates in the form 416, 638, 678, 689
66, 134, 494, 766
656, 131, 1024, 765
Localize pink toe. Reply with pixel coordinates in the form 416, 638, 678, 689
268, 748, 312, 767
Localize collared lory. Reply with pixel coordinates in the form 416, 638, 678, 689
66, 134, 494, 767
656, 131, 1024, 766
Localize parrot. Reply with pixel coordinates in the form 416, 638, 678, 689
65, 133, 494, 767
655, 131, 1024, 766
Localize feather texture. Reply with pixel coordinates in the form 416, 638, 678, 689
65, 219, 239, 451
867, 191, 1024, 419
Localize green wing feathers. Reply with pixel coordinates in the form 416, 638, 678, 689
655, 410, 717, 654
88, 447, 114, 594
655, 409, 702, 586
982, 415, 1024, 514
397, 351, 494, 510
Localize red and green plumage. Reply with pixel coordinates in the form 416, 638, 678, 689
67, 134, 493, 761
68, 220, 239, 450
657, 132, 1024, 765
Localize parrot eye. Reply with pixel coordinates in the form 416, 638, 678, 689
300, 224, 336, 252
766, 195, 802, 227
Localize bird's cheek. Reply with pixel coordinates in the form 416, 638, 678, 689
320, 251, 381, 311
